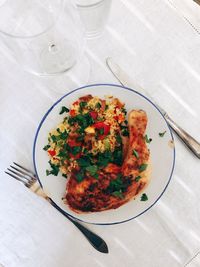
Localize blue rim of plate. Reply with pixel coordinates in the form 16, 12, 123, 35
33, 83, 176, 225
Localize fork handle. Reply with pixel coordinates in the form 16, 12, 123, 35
165, 114, 200, 158
30, 181, 49, 199
30, 181, 108, 253
49, 200, 109, 253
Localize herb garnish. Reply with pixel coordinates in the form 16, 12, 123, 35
95, 102, 101, 109
144, 134, 152, 143
79, 101, 87, 112
43, 144, 50, 151
132, 149, 139, 159
112, 190, 124, 199
159, 131, 166, 137
121, 128, 129, 136
135, 175, 142, 182
76, 170, 85, 183
86, 165, 98, 176
71, 146, 82, 155
46, 161, 60, 176
59, 106, 69, 115
139, 163, 148, 173
141, 193, 148, 201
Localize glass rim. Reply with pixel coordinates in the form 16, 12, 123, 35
0, 0, 65, 39
76, 0, 106, 8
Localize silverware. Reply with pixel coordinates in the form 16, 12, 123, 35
5, 162, 109, 254
193, 0, 200, 6
106, 57, 200, 159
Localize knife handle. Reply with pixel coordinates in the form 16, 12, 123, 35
165, 114, 200, 159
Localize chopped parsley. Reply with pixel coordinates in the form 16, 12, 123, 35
112, 190, 124, 199
144, 134, 152, 143
71, 146, 82, 155
159, 131, 166, 137
122, 107, 127, 115
76, 170, 85, 183
59, 106, 69, 115
43, 144, 50, 151
139, 163, 148, 173
132, 149, 139, 159
77, 156, 91, 167
99, 128, 104, 135
46, 161, 60, 176
141, 193, 148, 201
86, 165, 98, 176
135, 175, 142, 182
79, 101, 87, 112
95, 102, 101, 109
106, 174, 132, 195
121, 128, 129, 136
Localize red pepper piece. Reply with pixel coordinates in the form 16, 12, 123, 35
89, 111, 98, 120
93, 122, 105, 129
73, 100, 79, 106
103, 124, 110, 135
48, 150, 56, 157
68, 139, 81, 147
94, 122, 110, 137
69, 109, 76, 117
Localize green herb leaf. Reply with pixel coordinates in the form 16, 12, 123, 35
76, 135, 84, 142
80, 101, 87, 108
76, 170, 85, 183
122, 107, 127, 115
46, 170, 51, 176
93, 173, 99, 179
57, 150, 69, 159
62, 173, 68, 178
51, 135, 57, 142
99, 128, 104, 135
144, 134, 152, 143
135, 175, 142, 182
112, 190, 124, 199
132, 149, 139, 159
121, 128, 129, 136
43, 144, 50, 151
77, 157, 91, 167
59, 106, 69, 114
116, 134, 122, 144
112, 149, 123, 166
46, 161, 60, 176
139, 163, 148, 173
159, 131, 166, 137
71, 146, 82, 155
95, 102, 101, 109
141, 193, 148, 201
86, 165, 98, 176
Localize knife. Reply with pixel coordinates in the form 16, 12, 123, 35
106, 57, 200, 159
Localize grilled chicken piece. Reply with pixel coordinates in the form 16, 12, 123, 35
65, 110, 150, 213
120, 110, 150, 203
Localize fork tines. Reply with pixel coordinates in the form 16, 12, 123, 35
5, 162, 37, 188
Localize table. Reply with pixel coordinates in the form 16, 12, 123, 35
0, 0, 200, 266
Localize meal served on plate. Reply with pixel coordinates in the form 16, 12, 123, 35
43, 94, 150, 213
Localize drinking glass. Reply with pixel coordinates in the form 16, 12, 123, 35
0, 0, 90, 80
76, 0, 112, 38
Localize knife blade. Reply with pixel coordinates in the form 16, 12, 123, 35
106, 57, 200, 159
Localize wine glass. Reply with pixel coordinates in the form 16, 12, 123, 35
0, 0, 90, 84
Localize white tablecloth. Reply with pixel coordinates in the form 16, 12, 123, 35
1, 0, 200, 266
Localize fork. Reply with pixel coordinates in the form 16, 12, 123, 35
5, 162, 109, 254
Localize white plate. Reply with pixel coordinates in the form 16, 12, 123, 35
33, 84, 175, 225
